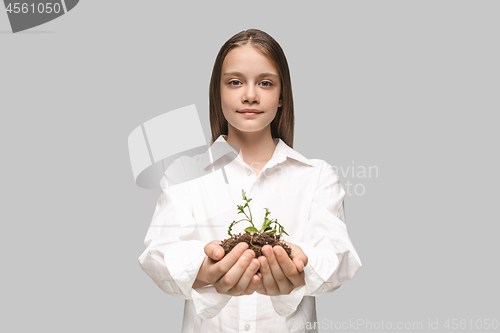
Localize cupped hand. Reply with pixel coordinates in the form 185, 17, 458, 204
193, 240, 261, 296
255, 242, 308, 296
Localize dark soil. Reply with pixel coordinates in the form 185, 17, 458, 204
220, 232, 292, 259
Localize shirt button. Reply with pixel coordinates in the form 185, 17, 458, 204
244, 323, 250, 330
246, 170, 252, 176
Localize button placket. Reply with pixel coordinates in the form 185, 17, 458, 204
238, 293, 257, 333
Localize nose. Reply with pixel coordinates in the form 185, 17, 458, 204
242, 84, 258, 104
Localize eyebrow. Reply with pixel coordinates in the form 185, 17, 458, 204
222, 71, 279, 79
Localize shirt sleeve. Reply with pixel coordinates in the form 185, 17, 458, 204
138, 160, 232, 319
270, 160, 362, 316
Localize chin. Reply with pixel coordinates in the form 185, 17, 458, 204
231, 124, 272, 134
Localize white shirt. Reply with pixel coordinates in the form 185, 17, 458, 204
138, 134, 362, 333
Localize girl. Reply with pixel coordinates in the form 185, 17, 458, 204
139, 29, 362, 333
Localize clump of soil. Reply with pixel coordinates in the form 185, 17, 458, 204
220, 231, 292, 259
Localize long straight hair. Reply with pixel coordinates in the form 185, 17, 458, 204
209, 29, 295, 148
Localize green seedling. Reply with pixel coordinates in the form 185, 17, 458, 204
227, 189, 289, 237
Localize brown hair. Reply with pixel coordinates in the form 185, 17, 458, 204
209, 29, 295, 148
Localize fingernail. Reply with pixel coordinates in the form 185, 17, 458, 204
260, 259, 267, 268
245, 251, 254, 259
213, 249, 221, 258
275, 248, 281, 256
263, 248, 270, 257
249, 262, 257, 270
239, 243, 248, 251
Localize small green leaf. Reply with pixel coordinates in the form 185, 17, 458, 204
261, 217, 271, 231
228, 221, 235, 236
245, 226, 259, 233
278, 224, 289, 236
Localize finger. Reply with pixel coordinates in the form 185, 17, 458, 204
273, 246, 304, 287
255, 272, 267, 295
286, 242, 308, 272
204, 240, 225, 261
257, 255, 279, 295
215, 249, 255, 294
263, 245, 288, 282
241, 261, 261, 295
264, 245, 294, 294
255, 272, 265, 293
293, 258, 306, 273
228, 257, 260, 295
246, 274, 261, 294
207, 242, 248, 283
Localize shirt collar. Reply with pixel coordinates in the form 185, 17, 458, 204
202, 134, 314, 169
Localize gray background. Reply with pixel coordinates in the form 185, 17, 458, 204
1, 1, 498, 332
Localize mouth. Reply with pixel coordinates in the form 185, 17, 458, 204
237, 109, 263, 115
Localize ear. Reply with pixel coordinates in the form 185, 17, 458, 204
278, 98, 283, 108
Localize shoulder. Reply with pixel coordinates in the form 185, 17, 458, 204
305, 159, 342, 183
280, 140, 337, 173
305, 158, 325, 168
294, 156, 336, 172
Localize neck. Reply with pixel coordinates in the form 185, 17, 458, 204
225, 127, 277, 165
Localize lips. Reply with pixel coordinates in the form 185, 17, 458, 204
237, 109, 263, 114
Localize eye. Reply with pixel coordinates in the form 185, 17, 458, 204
229, 80, 241, 86
260, 81, 273, 87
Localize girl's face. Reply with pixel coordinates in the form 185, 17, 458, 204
220, 44, 282, 136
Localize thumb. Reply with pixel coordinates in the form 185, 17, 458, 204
205, 240, 224, 261
294, 258, 305, 272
